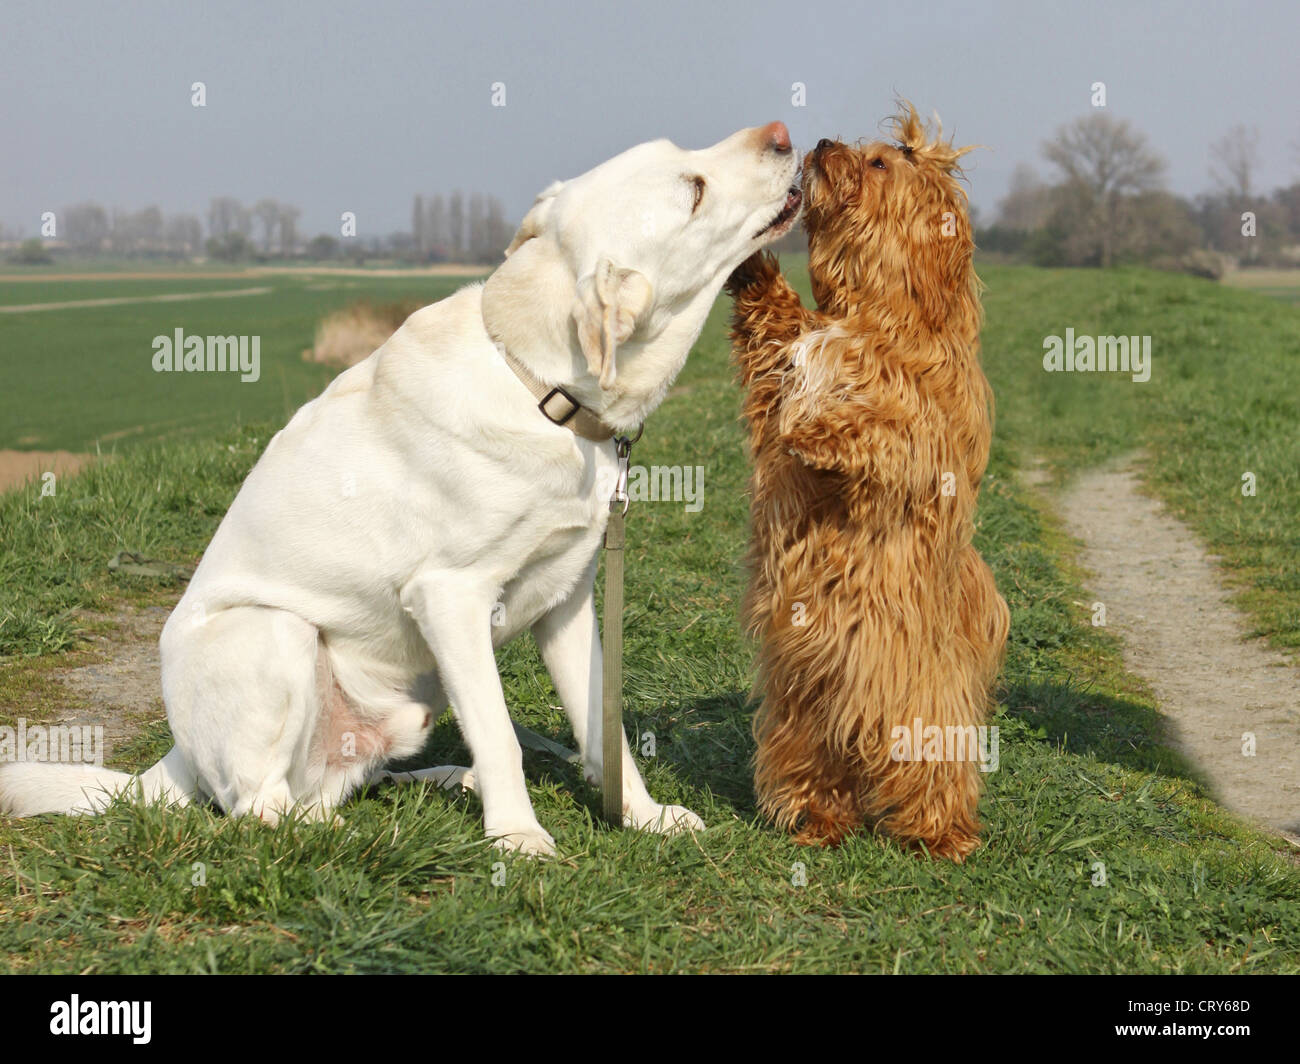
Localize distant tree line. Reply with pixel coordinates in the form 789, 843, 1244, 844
28, 121, 1297, 278
7, 191, 516, 266
202, 197, 301, 261
980, 114, 1300, 277
410, 192, 512, 264
43, 203, 205, 259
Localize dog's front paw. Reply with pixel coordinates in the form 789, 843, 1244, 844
918, 831, 980, 863
725, 250, 779, 296
625, 802, 705, 835
489, 824, 557, 858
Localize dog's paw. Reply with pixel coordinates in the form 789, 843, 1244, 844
625, 802, 705, 835
489, 824, 557, 858
428, 765, 476, 792
918, 832, 980, 863
724, 250, 779, 296
297, 805, 346, 828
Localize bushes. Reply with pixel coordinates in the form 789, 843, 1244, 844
8, 239, 53, 265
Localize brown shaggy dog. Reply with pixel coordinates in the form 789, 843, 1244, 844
725, 105, 1009, 861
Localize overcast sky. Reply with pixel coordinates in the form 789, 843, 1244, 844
2, 0, 1297, 240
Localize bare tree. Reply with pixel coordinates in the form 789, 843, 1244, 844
165, 213, 202, 256
306, 233, 338, 260
109, 208, 137, 255
277, 205, 300, 257
448, 191, 464, 258
1209, 124, 1260, 200
134, 206, 164, 253
412, 194, 426, 258
63, 202, 110, 251
468, 193, 486, 261
427, 195, 447, 258
484, 196, 510, 260
1124, 190, 1199, 261
253, 199, 281, 254
1042, 113, 1166, 267
996, 163, 1052, 230
1274, 182, 1300, 244
208, 197, 244, 240
385, 231, 415, 259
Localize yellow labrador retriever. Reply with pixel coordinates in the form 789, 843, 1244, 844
0, 123, 803, 856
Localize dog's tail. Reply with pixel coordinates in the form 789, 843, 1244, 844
0, 746, 198, 817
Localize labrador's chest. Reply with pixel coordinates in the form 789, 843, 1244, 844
485, 445, 620, 643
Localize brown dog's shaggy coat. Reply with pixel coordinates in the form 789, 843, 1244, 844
726, 105, 1009, 861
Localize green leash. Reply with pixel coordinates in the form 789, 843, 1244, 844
511, 429, 640, 828
601, 430, 638, 826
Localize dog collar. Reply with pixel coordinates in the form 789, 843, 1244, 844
494, 342, 618, 442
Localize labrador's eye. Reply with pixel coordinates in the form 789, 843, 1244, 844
689, 175, 706, 213
870, 157, 887, 170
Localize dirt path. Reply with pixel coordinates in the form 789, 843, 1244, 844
0, 286, 272, 314
1055, 456, 1300, 839
0, 603, 175, 765
0, 450, 97, 493
0, 265, 492, 283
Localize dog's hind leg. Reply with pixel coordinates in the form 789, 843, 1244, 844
303, 654, 442, 820
861, 652, 990, 862
162, 604, 325, 824
753, 693, 863, 845
874, 548, 1006, 862
869, 550, 1009, 861
867, 753, 983, 862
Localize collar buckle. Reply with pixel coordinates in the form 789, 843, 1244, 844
538, 386, 582, 427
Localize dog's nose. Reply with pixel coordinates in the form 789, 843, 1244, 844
762, 121, 792, 153
815, 138, 834, 153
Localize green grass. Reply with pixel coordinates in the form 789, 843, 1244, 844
0, 272, 476, 451
0, 425, 266, 660
977, 264, 1300, 653
0, 263, 1297, 973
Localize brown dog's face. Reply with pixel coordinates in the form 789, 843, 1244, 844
800, 129, 974, 326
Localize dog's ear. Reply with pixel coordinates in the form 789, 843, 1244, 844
505, 180, 566, 256
572, 258, 653, 389
902, 180, 975, 328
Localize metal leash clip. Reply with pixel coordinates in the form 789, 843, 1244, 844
609, 425, 643, 516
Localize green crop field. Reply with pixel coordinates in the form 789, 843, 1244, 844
0, 271, 475, 451
1225, 268, 1300, 305
0, 262, 1297, 973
